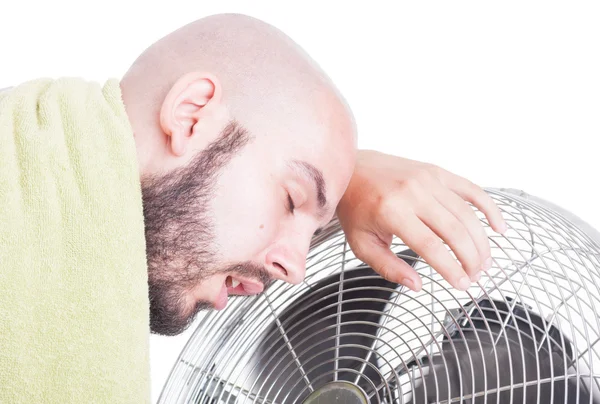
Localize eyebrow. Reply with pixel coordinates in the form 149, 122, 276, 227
289, 160, 328, 219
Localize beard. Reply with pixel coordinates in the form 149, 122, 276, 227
141, 121, 272, 336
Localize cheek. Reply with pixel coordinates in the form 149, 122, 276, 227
209, 153, 282, 263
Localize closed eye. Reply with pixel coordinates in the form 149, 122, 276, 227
287, 193, 295, 214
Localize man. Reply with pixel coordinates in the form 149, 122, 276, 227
0, 13, 505, 403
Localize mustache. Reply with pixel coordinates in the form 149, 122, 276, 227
221, 261, 274, 290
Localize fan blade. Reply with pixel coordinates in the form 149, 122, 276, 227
248, 249, 419, 403
405, 298, 600, 404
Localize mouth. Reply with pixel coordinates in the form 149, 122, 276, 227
225, 275, 264, 295
212, 275, 265, 311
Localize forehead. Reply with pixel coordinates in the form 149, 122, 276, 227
277, 120, 356, 208
236, 85, 357, 198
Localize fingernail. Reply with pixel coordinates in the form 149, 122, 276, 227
483, 257, 492, 272
402, 278, 416, 291
458, 276, 471, 291
472, 271, 482, 282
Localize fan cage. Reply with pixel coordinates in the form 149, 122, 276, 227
159, 188, 600, 404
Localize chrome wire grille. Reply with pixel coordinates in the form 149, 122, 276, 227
159, 188, 600, 403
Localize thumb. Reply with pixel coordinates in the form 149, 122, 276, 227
351, 235, 422, 292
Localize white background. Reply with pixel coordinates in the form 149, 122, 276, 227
1, 1, 599, 402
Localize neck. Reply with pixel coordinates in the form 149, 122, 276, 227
119, 80, 164, 181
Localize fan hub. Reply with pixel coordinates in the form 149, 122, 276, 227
302, 381, 368, 404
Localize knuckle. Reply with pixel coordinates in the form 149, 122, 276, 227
398, 178, 422, 200
463, 254, 481, 274
347, 237, 364, 257
377, 263, 393, 281
348, 237, 371, 262
351, 245, 366, 261
377, 191, 405, 218
419, 235, 441, 253
466, 178, 482, 191
427, 163, 442, 175
449, 221, 470, 241
378, 196, 396, 217
410, 169, 427, 183
481, 240, 492, 257
469, 185, 489, 205
422, 164, 441, 179
469, 192, 486, 208
448, 228, 479, 269
379, 266, 390, 280
414, 169, 433, 185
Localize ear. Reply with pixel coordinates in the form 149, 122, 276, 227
159, 72, 223, 157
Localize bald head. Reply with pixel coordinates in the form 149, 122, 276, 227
122, 14, 354, 144
119, 14, 357, 335
126, 14, 327, 92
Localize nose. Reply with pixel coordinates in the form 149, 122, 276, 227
264, 238, 311, 285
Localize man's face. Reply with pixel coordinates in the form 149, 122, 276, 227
142, 117, 355, 336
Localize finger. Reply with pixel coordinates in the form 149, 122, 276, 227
434, 187, 492, 272
445, 175, 507, 234
391, 212, 474, 291
415, 195, 481, 279
350, 233, 423, 292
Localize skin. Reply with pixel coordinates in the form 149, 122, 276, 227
119, 13, 507, 335
120, 14, 356, 335
336, 151, 507, 293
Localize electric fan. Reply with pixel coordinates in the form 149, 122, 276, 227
159, 188, 600, 403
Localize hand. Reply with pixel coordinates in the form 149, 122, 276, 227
335, 150, 507, 292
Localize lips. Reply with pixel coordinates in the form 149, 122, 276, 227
225, 275, 265, 295
213, 283, 228, 311
211, 275, 265, 310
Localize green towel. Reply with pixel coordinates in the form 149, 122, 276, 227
0, 78, 151, 403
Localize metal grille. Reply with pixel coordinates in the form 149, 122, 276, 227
159, 188, 600, 403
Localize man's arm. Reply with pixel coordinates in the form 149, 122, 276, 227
335, 150, 507, 292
